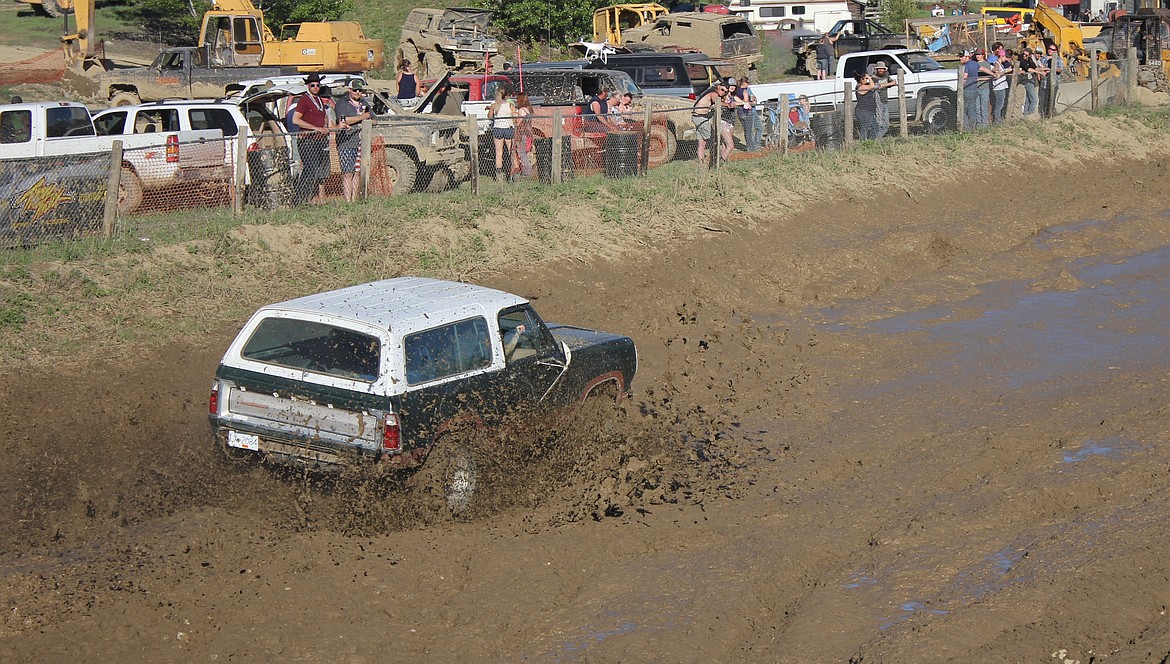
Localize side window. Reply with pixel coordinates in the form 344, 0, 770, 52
241, 318, 381, 382
188, 108, 240, 136
44, 106, 94, 138
792, 6, 806, 15
93, 112, 127, 136
498, 306, 556, 362
404, 317, 492, 385
0, 110, 32, 144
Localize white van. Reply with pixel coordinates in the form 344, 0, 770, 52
722, 0, 852, 33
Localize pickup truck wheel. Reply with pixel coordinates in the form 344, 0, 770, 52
646, 124, 677, 167
803, 52, 818, 77
921, 97, 955, 134
425, 166, 455, 193
383, 147, 418, 194
110, 91, 141, 107
413, 435, 478, 518
117, 168, 143, 215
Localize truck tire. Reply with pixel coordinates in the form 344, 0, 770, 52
425, 166, 455, 193
110, 91, 141, 107
40, 0, 72, 18
646, 124, 677, 167
412, 435, 478, 518
921, 97, 955, 134
118, 167, 143, 215
383, 147, 418, 194
803, 52, 818, 77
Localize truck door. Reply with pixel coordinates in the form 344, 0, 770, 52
230, 16, 264, 67
495, 305, 567, 411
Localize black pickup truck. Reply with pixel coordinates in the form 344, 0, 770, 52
98, 46, 297, 106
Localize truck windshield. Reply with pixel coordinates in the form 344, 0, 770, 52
903, 52, 944, 73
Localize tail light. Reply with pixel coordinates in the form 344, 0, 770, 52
688, 92, 696, 100
165, 135, 179, 163
382, 413, 401, 452
209, 382, 219, 416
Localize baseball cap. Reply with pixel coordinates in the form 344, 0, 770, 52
348, 79, 364, 91
727, 77, 738, 86
961, 50, 972, 57
974, 47, 985, 55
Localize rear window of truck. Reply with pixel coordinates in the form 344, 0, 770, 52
241, 318, 381, 382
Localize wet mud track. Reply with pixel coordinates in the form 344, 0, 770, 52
5, 156, 1170, 662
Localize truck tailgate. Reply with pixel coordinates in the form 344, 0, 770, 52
222, 384, 382, 454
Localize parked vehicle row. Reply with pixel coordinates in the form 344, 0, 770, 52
0, 101, 226, 216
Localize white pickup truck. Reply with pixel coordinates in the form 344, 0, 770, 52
750, 49, 959, 134
0, 101, 225, 214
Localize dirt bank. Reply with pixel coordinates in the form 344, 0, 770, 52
3, 111, 1170, 662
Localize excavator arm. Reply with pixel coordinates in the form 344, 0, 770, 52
61, 0, 97, 66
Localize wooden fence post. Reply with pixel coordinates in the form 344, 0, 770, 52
103, 140, 122, 239
896, 70, 908, 138
551, 109, 563, 185
955, 66, 965, 132
1089, 46, 1099, 111
1126, 47, 1138, 104
234, 135, 247, 215
778, 94, 789, 159
640, 103, 651, 176
467, 115, 479, 195
360, 118, 372, 200
713, 97, 722, 169
843, 80, 854, 148
1005, 68, 1019, 123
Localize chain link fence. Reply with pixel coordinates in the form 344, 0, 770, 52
0, 51, 1142, 252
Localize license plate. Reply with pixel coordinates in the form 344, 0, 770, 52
227, 430, 260, 451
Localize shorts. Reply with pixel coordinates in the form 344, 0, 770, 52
339, 147, 359, 174
491, 127, 515, 140
693, 116, 731, 141
817, 58, 831, 72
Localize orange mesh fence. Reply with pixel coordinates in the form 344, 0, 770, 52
0, 48, 66, 85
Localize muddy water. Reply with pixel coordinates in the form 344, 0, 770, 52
6, 160, 1170, 662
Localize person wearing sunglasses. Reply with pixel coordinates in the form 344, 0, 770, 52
291, 73, 331, 204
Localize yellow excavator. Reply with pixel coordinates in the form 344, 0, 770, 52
197, 0, 384, 72
56, 0, 382, 75
593, 4, 669, 45
14, 0, 72, 19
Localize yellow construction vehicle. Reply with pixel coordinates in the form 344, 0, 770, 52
197, 0, 383, 73
14, 0, 72, 18
593, 4, 669, 45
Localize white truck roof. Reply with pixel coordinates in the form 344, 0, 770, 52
263, 277, 528, 334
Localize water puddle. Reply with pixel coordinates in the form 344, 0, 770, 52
817, 243, 1170, 395
1061, 436, 1141, 464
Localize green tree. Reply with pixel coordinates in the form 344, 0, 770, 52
879, 0, 920, 29
477, 0, 605, 46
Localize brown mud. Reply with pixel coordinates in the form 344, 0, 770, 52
5, 124, 1170, 662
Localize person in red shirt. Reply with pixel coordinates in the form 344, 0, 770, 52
291, 73, 331, 204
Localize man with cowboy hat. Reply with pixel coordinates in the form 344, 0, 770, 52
291, 72, 331, 204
